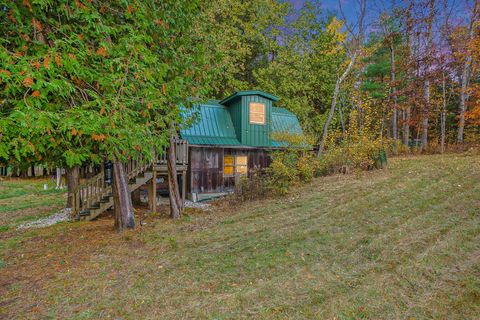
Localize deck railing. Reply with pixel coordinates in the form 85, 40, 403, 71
71, 139, 188, 218
71, 155, 152, 218
156, 139, 188, 165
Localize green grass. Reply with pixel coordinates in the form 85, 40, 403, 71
0, 177, 66, 228
0, 153, 479, 319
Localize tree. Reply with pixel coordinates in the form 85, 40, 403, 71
1, 0, 211, 231
317, 0, 367, 157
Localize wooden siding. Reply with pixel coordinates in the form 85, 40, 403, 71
188, 147, 271, 194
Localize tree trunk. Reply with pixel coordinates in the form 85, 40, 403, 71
421, 0, 435, 152
167, 134, 183, 218
317, 52, 357, 157
389, 42, 398, 155
66, 166, 80, 208
421, 79, 430, 151
440, 73, 447, 153
55, 167, 62, 189
112, 159, 135, 232
403, 106, 410, 146
457, 3, 477, 143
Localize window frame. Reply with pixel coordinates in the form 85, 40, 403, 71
249, 102, 266, 125
223, 153, 248, 177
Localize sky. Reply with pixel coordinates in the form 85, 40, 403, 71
286, 0, 472, 36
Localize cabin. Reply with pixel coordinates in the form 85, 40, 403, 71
179, 90, 303, 200
1, 90, 303, 220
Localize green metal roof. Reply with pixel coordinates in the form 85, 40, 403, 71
181, 103, 241, 146
271, 107, 304, 147
219, 90, 279, 105
180, 97, 303, 148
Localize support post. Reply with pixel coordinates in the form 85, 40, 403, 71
148, 178, 154, 212
151, 170, 157, 212
182, 170, 186, 204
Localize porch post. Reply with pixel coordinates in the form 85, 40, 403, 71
182, 170, 186, 204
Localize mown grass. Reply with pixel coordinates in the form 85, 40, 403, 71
0, 177, 66, 229
0, 153, 479, 319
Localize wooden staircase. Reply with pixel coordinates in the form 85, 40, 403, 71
72, 157, 153, 221
71, 139, 189, 221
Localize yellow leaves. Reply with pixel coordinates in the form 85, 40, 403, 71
92, 133, 106, 141
22, 77, 34, 87
31, 90, 41, 97
96, 47, 107, 57
162, 83, 166, 94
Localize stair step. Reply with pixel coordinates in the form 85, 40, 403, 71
90, 202, 100, 209
79, 210, 91, 216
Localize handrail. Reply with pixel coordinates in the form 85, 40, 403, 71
71, 139, 189, 219
156, 139, 188, 165
71, 155, 153, 219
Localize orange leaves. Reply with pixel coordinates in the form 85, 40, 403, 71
147, 102, 152, 109
23, 77, 34, 87
55, 53, 61, 67
32, 60, 41, 70
127, 5, 134, 13
31, 18, 43, 31
71, 127, 78, 136
31, 90, 41, 97
96, 47, 107, 57
43, 57, 50, 69
91, 134, 106, 141
75, 0, 87, 9
100, 107, 105, 116
0, 69, 12, 76
23, 0, 32, 12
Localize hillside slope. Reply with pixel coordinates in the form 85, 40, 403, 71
1, 153, 479, 319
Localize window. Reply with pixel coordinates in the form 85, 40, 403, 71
223, 154, 248, 176
236, 156, 248, 175
224, 155, 234, 176
249, 102, 265, 125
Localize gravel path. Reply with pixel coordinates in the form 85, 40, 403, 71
17, 208, 72, 230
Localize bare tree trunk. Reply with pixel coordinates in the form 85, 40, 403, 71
421, 0, 435, 152
317, 53, 357, 157
457, 1, 478, 142
55, 167, 62, 189
112, 159, 135, 232
440, 73, 447, 153
389, 41, 398, 155
167, 134, 183, 218
66, 166, 79, 208
421, 79, 430, 151
403, 106, 410, 146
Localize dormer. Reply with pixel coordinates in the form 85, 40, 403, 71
219, 91, 279, 147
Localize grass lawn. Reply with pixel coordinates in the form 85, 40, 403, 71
0, 178, 66, 232
1, 153, 479, 319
